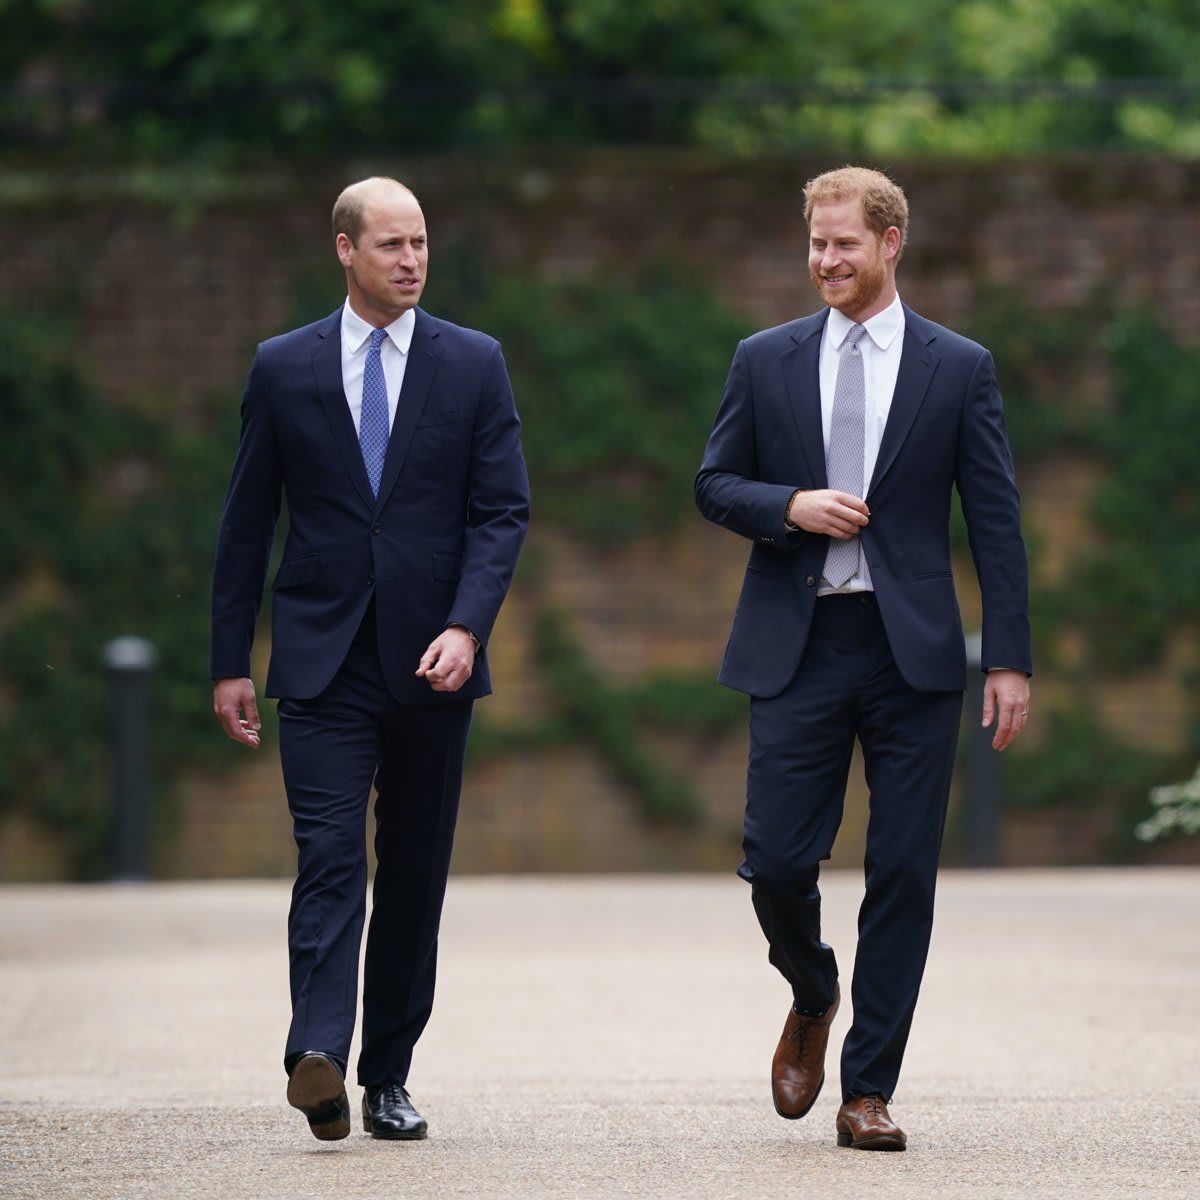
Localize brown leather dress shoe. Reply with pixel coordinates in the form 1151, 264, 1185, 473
835, 1094, 907, 1151
771, 981, 840, 1120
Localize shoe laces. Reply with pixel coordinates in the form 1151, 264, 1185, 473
788, 1018, 816, 1056
381, 1081, 408, 1107
864, 1094, 884, 1117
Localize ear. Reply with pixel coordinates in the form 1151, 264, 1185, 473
882, 226, 902, 262
335, 232, 354, 267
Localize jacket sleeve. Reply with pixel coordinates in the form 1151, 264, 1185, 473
210, 347, 283, 680
444, 343, 530, 647
956, 348, 1033, 676
694, 340, 805, 548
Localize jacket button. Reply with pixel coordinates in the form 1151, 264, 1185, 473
805, 575, 816, 587
367, 575, 375, 586
372, 524, 382, 535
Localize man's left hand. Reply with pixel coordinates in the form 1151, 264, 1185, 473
982, 669, 1030, 751
416, 628, 476, 693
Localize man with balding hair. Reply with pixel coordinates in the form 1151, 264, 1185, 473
697, 166, 1031, 1149
212, 177, 529, 1142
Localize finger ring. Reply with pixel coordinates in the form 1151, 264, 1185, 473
1018, 710, 1028, 717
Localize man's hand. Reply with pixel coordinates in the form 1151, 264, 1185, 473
788, 490, 870, 539
416, 628, 476, 693
982, 669, 1030, 752
213, 677, 261, 749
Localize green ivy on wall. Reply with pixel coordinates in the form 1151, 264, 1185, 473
467, 606, 747, 827
0, 308, 241, 876
963, 296, 1200, 845
444, 265, 754, 823
1072, 309, 1200, 667
452, 265, 755, 546
6, 263, 1200, 875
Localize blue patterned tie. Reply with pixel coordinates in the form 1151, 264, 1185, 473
822, 324, 868, 587
359, 327, 390, 497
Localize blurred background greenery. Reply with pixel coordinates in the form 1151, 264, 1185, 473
1, 0, 1197, 878
6, 0, 1200, 157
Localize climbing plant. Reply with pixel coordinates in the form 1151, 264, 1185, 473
5, 263, 1200, 873
0, 307, 241, 876
962, 295, 1200, 846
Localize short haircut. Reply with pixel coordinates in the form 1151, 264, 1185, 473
803, 166, 909, 257
331, 177, 417, 246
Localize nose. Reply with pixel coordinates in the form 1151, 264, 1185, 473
821, 247, 841, 273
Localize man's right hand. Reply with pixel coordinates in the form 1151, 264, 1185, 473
788, 490, 870, 539
213, 677, 261, 749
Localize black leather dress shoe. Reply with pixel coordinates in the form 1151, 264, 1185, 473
286, 1051, 350, 1141
362, 1082, 428, 1140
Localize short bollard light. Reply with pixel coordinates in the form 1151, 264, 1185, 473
961, 632, 1004, 867
102, 636, 158, 882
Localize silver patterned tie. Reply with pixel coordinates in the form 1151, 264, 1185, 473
822, 323, 867, 587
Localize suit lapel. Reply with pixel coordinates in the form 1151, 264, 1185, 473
781, 311, 829, 488
373, 308, 441, 514
866, 307, 940, 498
312, 308, 375, 510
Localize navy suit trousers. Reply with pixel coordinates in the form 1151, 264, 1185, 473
278, 603, 472, 1087
739, 593, 962, 1102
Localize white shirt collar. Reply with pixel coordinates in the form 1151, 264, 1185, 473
341, 298, 416, 356
826, 291, 904, 352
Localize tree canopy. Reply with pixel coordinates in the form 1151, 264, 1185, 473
4, 0, 1200, 158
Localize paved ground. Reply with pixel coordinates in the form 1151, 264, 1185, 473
1, 870, 1198, 1199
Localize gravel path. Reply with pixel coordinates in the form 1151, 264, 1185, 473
2, 870, 1197, 1198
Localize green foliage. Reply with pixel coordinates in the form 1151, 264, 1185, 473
968, 297, 1200, 669
462, 269, 750, 545
7, 244, 1200, 871
1071, 310, 1200, 666
1005, 707, 1168, 812
963, 293, 1200, 838
1136, 763, 1200, 841
1001, 707, 1187, 859
961, 289, 1094, 463
6, 1, 1200, 158
443, 262, 747, 823
530, 608, 699, 825
622, 671, 745, 729
468, 607, 745, 826
0, 307, 238, 876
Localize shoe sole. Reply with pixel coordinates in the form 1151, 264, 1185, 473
362, 1115, 428, 1141
772, 1069, 824, 1121
837, 1131, 906, 1151
287, 1056, 350, 1141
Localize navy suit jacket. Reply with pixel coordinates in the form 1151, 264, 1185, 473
211, 305, 530, 703
695, 304, 1031, 697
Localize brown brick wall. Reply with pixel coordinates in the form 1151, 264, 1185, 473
2, 153, 1197, 877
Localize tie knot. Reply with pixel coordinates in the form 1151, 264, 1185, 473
369, 328, 388, 351
844, 324, 867, 351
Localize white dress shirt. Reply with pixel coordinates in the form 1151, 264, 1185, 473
817, 292, 906, 596
340, 299, 416, 434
